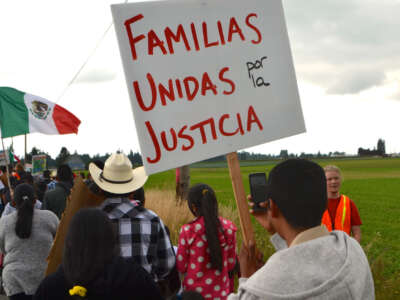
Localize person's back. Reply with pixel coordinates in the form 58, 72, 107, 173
88, 153, 176, 283
177, 183, 237, 300
0, 209, 58, 272
228, 159, 374, 300
99, 196, 174, 279
42, 182, 70, 218
242, 230, 373, 299
0, 183, 59, 298
35, 256, 163, 300
34, 180, 48, 202
1, 200, 42, 217
42, 170, 52, 185
33, 208, 163, 300
42, 164, 73, 219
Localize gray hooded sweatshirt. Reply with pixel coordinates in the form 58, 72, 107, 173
228, 227, 374, 300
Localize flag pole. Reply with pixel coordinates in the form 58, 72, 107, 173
10, 137, 14, 170
24, 134, 27, 167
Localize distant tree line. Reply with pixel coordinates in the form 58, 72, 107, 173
22, 147, 143, 169
17, 138, 387, 169
203, 149, 348, 162
358, 139, 386, 157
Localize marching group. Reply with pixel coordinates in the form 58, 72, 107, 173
0, 153, 374, 300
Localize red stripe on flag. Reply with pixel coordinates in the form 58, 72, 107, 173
53, 105, 81, 134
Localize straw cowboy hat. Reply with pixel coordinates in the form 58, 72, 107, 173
89, 152, 148, 194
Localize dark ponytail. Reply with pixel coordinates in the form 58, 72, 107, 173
188, 183, 223, 271
14, 183, 35, 239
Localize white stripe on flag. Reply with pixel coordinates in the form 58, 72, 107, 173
24, 93, 59, 134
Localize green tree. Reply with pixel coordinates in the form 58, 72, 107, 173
56, 146, 70, 166
25, 146, 40, 163
279, 149, 289, 159
128, 151, 143, 166
377, 139, 386, 155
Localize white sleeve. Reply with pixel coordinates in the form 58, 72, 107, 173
1, 203, 13, 217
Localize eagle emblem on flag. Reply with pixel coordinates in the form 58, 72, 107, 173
30, 100, 51, 120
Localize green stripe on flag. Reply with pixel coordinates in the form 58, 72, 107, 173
0, 87, 29, 138
9, 150, 14, 164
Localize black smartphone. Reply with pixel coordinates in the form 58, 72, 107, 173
249, 172, 268, 212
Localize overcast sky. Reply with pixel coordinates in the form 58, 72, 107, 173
0, 0, 399, 160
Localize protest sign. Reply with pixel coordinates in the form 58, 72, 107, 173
0, 150, 9, 166
32, 154, 47, 175
112, 0, 305, 175
24, 163, 32, 173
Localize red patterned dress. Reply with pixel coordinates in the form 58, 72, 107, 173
177, 216, 237, 300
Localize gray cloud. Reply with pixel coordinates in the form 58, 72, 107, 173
283, 0, 400, 95
326, 70, 386, 94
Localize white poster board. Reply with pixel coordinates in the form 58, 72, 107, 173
0, 150, 9, 166
112, 0, 305, 175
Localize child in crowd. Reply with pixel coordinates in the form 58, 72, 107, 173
177, 183, 237, 300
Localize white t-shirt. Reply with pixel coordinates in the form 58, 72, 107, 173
1, 200, 42, 217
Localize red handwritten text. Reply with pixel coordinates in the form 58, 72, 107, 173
144, 105, 263, 163
133, 67, 235, 112
124, 13, 262, 61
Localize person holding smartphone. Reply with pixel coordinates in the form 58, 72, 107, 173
228, 159, 374, 300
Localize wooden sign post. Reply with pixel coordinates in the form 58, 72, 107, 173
226, 152, 254, 246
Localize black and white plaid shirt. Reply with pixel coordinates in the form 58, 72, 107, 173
100, 197, 176, 281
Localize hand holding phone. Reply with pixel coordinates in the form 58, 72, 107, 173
249, 173, 268, 213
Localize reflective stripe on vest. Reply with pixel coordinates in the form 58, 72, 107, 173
321, 195, 351, 235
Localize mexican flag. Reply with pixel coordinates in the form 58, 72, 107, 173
0, 87, 81, 138
9, 151, 20, 163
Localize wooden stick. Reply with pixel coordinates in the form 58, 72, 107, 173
226, 152, 255, 246
24, 134, 27, 167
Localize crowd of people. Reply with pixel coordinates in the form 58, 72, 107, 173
0, 154, 375, 300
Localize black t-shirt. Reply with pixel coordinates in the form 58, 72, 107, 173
33, 257, 163, 300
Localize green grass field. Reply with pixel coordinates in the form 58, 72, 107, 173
145, 157, 400, 298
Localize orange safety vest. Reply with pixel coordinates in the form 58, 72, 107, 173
321, 195, 351, 235
12, 172, 21, 181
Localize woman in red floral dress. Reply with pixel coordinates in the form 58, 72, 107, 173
176, 183, 237, 300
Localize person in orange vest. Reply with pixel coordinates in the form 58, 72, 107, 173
321, 165, 362, 242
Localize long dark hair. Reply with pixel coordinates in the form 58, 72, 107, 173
63, 208, 120, 293
14, 183, 35, 239
188, 183, 222, 271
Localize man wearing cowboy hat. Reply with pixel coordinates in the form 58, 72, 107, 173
89, 152, 176, 282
